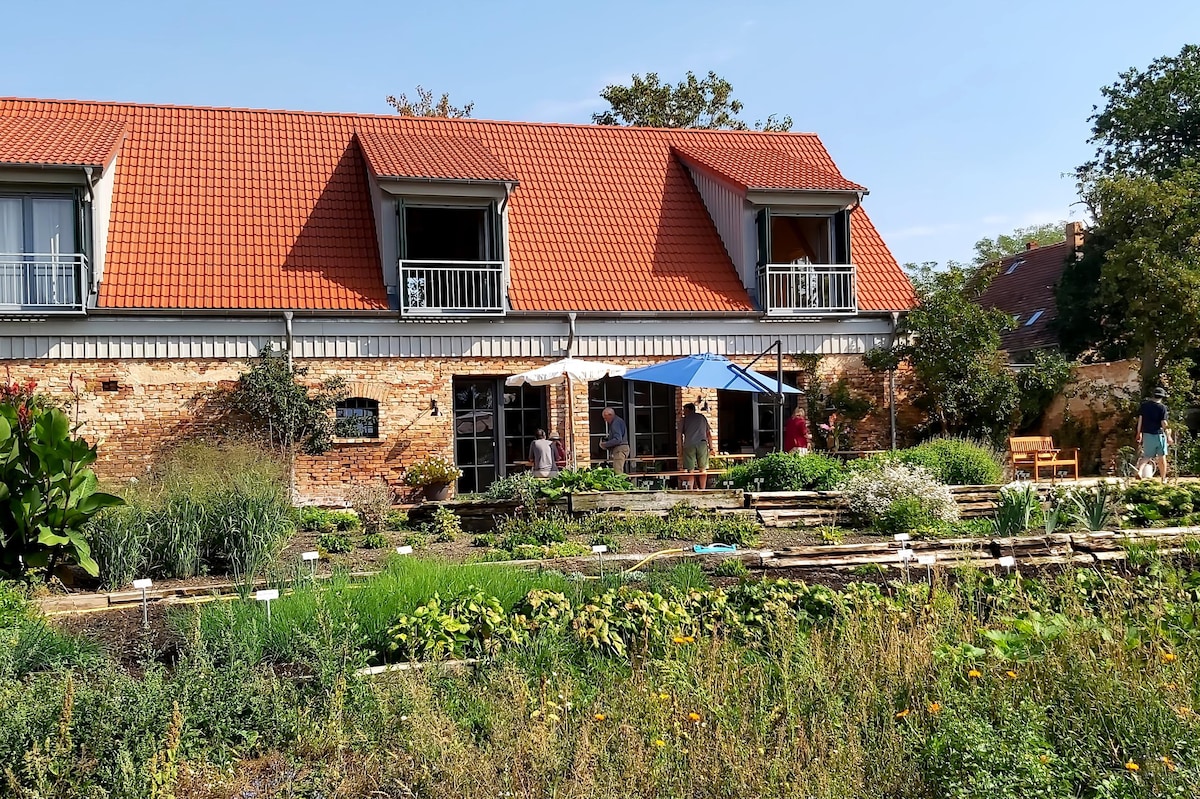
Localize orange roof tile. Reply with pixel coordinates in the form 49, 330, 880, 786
0, 115, 125, 168
358, 131, 517, 181
673, 145, 867, 192
0, 98, 913, 313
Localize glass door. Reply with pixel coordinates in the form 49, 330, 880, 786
453, 378, 497, 494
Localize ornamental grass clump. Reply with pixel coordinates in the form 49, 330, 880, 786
840, 462, 959, 534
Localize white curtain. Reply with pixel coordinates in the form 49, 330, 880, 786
0, 199, 23, 305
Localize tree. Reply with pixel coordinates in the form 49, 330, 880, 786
879, 265, 1020, 442
972, 222, 1067, 265
592, 71, 792, 131
386, 86, 474, 118
1078, 44, 1200, 182
1077, 165, 1200, 392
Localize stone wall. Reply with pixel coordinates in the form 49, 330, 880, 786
1037, 359, 1141, 475
6, 350, 903, 504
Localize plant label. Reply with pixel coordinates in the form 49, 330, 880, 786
300, 551, 319, 561
256, 589, 280, 602
998, 556, 1016, 568
897, 548, 914, 562
132, 578, 153, 590
893, 534, 911, 543
916, 555, 937, 566
395, 545, 414, 555
591, 545, 609, 554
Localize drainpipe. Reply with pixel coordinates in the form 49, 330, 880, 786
889, 311, 899, 451
283, 311, 295, 371
565, 312, 577, 357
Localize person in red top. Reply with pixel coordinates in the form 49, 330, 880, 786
783, 405, 809, 454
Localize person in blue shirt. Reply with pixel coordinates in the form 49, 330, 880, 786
1136, 387, 1172, 482
599, 407, 630, 473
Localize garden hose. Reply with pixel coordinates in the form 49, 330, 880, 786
620, 548, 686, 575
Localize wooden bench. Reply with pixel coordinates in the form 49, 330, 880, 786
1009, 436, 1079, 483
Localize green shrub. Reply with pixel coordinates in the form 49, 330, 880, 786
326, 510, 361, 532
876, 497, 939, 535
841, 462, 959, 533
539, 467, 633, 499
385, 509, 409, 531
719, 452, 845, 492
361, 532, 389, 549
425, 506, 463, 543
318, 532, 352, 554
712, 558, 749, 578
1123, 481, 1194, 527
403, 531, 431, 550
295, 506, 330, 532
496, 513, 574, 547
588, 533, 619, 553
471, 533, 499, 548
709, 516, 761, 547
896, 437, 1004, 485
991, 482, 1044, 537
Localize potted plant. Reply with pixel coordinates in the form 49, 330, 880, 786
403, 455, 462, 501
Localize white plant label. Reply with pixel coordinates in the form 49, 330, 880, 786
916, 554, 937, 566
893, 533, 911, 542
300, 551, 320, 561
591, 545, 609, 554
897, 548, 914, 562
132, 578, 153, 590
256, 589, 280, 602
395, 545, 414, 555
998, 556, 1016, 568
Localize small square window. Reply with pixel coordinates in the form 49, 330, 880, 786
1025, 310, 1044, 327
100, 380, 120, 392
1005, 259, 1025, 275
336, 397, 379, 438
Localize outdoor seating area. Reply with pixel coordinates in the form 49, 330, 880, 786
1008, 435, 1080, 483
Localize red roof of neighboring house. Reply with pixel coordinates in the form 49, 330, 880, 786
976, 238, 1074, 355
0, 98, 913, 313
357, 131, 518, 182
0, 116, 125, 168
672, 145, 868, 192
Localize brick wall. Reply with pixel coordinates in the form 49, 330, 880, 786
6, 350, 904, 504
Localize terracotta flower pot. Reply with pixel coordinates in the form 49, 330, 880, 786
423, 482, 453, 502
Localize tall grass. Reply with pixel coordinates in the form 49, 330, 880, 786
88, 440, 293, 589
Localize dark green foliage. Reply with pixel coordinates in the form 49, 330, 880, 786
895, 437, 1005, 485
876, 497, 939, 535
587, 532, 619, 553
224, 347, 349, 456
712, 558, 750, 578
719, 452, 845, 492
708, 516, 761, 547
361, 532, 389, 549
1122, 481, 1198, 527
1015, 351, 1075, 430
538, 467, 633, 499
593, 70, 791, 131
0, 403, 122, 578
385, 509, 409, 531
318, 532, 352, 554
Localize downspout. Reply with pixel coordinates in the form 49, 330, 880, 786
889, 311, 899, 451
565, 311, 577, 357
283, 309, 296, 504
283, 311, 295, 371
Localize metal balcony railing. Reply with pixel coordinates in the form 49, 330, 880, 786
758, 263, 857, 316
0, 253, 87, 313
400, 260, 504, 316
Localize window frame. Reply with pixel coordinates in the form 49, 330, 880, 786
335, 397, 381, 439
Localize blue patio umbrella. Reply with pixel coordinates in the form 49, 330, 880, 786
623, 353, 801, 394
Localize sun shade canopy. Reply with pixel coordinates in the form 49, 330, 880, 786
623, 353, 801, 394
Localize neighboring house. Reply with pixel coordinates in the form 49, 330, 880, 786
0, 97, 915, 501
975, 222, 1084, 362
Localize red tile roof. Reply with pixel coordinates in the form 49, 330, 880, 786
0, 98, 913, 313
673, 145, 868, 192
976, 239, 1074, 354
0, 115, 125, 168
358, 131, 517, 182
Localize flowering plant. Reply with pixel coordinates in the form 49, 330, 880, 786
403, 455, 462, 487
817, 413, 852, 452
840, 462, 959, 531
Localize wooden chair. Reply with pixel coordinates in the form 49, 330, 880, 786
1008, 436, 1079, 483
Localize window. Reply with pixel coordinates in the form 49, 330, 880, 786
335, 397, 379, 438
0, 193, 83, 309
1004, 259, 1025, 275
588, 378, 678, 465
1025, 309, 1044, 327
452, 378, 547, 493
399, 202, 504, 315
757, 209, 851, 266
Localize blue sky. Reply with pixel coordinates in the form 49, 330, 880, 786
7, 0, 1198, 266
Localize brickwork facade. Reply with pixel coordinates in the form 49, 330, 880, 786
7, 350, 906, 504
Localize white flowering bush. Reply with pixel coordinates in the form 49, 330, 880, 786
840, 463, 959, 533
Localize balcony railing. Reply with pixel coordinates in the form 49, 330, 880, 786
758, 263, 857, 316
0, 254, 87, 313
400, 260, 504, 316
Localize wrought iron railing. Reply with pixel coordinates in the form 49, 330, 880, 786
758, 263, 857, 316
0, 253, 87, 312
399, 260, 504, 316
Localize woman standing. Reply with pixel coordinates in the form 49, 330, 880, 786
529, 429, 558, 478
783, 405, 809, 455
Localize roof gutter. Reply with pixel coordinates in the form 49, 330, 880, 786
85, 308, 399, 319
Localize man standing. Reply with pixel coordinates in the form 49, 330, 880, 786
680, 402, 714, 490
600, 407, 630, 473
1136, 387, 1171, 482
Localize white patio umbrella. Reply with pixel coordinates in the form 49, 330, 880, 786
506, 357, 627, 468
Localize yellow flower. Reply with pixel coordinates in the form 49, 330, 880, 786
894, 709, 910, 719
653, 739, 666, 748
1038, 755, 1050, 764
967, 669, 982, 679
659, 692, 670, 701
594, 713, 606, 721
1177, 706, 1193, 718
681, 747, 689, 755
672, 636, 685, 644
1125, 760, 1139, 772
927, 702, 942, 714
1006, 670, 1018, 680
687, 712, 701, 723
1161, 755, 1177, 772
1162, 652, 1178, 663
682, 635, 695, 643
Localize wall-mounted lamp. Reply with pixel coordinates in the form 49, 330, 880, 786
696, 394, 710, 412
429, 399, 441, 417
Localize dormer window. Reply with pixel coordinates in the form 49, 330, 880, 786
0, 192, 85, 313
398, 201, 503, 316
755, 208, 855, 315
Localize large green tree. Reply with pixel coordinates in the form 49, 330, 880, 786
593, 71, 792, 131
972, 222, 1067, 265
386, 86, 474, 118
